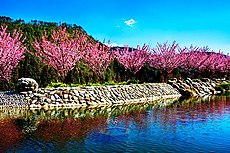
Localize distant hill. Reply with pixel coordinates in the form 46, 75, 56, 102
0, 16, 95, 42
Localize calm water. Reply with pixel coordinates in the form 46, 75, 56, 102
0, 96, 230, 153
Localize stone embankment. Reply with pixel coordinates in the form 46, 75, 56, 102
19, 83, 181, 109
168, 78, 229, 97
0, 92, 28, 109
1, 77, 228, 109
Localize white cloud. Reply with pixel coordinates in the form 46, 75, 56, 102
124, 19, 136, 27
106, 42, 124, 47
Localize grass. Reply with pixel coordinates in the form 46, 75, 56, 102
46, 79, 140, 88
215, 83, 230, 93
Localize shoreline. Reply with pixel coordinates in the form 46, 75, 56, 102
0, 78, 229, 110
0, 83, 181, 109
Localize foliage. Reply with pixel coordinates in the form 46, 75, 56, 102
82, 41, 114, 76
180, 46, 230, 78
0, 16, 94, 90
45, 80, 141, 88
148, 41, 184, 81
124, 79, 140, 85
0, 26, 25, 82
113, 44, 149, 74
46, 82, 67, 88
30, 26, 86, 81
0, 16, 229, 91
215, 83, 230, 93
202, 52, 229, 76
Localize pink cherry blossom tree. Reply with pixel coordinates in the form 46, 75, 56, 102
0, 26, 25, 82
179, 46, 215, 78
226, 55, 230, 76
200, 51, 230, 77
178, 45, 230, 78
30, 26, 87, 81
113, 44, 149, 74
81, 42, 114, 76
148, 41, 184, 81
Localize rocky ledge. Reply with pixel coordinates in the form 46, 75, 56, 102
168, 78, 229, 97
19, 83, 181, 109
0, 92, 28, 109
1, 77, 227, 109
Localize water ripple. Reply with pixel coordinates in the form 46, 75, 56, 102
0, 95, 229, 152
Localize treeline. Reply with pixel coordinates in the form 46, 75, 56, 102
0, 16, 106, 90
0, 16, 229, 91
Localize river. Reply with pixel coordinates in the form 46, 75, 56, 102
0, 95, 229, 152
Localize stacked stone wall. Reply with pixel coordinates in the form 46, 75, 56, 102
168, 78, 229, 97
18, 83, 181, 109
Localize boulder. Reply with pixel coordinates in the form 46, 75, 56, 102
167, 78, 226, 97
17, 78, 38, 92
177, 88, 196, 97
201, 78, 211, 83
167, 78, 177, 85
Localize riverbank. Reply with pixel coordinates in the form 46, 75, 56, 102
0, 92, 28, 109
168, 78, 230, 97
1, 78, 229, 109
1, 83, 181, 109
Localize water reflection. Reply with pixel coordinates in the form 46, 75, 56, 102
0, 119, 24, 152
0, 96, 229, 152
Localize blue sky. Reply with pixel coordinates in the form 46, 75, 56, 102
1, 0, 230, 54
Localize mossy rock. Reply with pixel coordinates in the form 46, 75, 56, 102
178, 88, 196, 98
215, 83, 230, 93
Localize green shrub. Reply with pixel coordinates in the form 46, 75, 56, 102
215, 83, 230, 92
46, 82, 67, 88
69, 83, 80, 87
125, 79, 139, 85
87, 83, 101, 86
104, 81, 116, 85
45, 80, 144, 88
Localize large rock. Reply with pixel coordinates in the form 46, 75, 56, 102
17, 78, 38, 92
167, 78, 177, 85
167, 78, 230, 97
